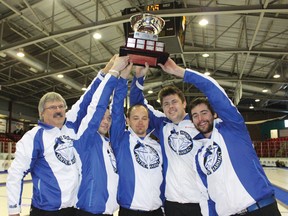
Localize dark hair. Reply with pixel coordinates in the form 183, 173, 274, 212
127, 104, 149, 118
188, 97, 215, 119
158, 86, 186, 105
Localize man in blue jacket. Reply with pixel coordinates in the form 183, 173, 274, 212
129, 64, 203, 216
74, 57, 130, 216
7, 55, 129, 216
158, 57, 281, 216
110, 65, 164, 216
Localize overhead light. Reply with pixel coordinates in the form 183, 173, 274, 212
93, 32, 102, 40
65, 85, 72, 90
81, 85, 87, 91
0, 52, 6, 58
262, 88, 268, 93
57, 74, 64, 78
204, 71, 211, 76
255, 99, 260, 102
148, 89, 153, 94
29, 67, 38, 73
273, 73, 280, 79
249, 104, 254, 109
199, 19, 208, 26
157, 99, 160, 104
16, 48, 25, 57
202, 53, 209, 58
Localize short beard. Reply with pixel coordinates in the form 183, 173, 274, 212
197, 121, 213, 135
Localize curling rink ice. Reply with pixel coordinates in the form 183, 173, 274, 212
0, 167, 287, 216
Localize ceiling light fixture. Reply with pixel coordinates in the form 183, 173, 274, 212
255, 99, 260, 102
262, 88, 268, 93
57, 74, 64, 78
199, 19, 208, 26
16, 48, 25, 57
29, 67, 38, 73
202, 53, 209, 58
273, 73, 280, 79
81, 84, 87, 91
0, 52, 6, 58
148, 89, 153, 94
93, 32, 102, 40
249, 104, 254, 109
204, 71, 211, 76
65, 85, 72, 90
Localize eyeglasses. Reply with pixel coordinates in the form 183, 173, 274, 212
44, 105, 66, 111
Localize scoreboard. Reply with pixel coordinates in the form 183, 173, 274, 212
121, 2, 186, 53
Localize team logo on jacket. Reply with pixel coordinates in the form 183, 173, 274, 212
54, 136, 76, 165
134, 141, 160, 169
168, 129, 193, 155
203, 143, 222, 175
107, 144, 117, 173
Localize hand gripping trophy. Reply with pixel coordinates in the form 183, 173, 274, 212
120, 13, 169, 67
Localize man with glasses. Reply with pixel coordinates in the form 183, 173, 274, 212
6, 55, 129, 216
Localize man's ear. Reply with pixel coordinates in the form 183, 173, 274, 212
214, 113, 218, 119
126, 117, 130, 125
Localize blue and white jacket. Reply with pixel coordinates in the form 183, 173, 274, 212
184, 69, 275, 216
74, 73, 119, 214
130, 77, 203, 205
110, 77, 164, 211
7, 72, 106, 214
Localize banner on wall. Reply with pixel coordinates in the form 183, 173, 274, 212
11, 121, 24, 135
0, 119, 7, 133
245, 115, 287, 125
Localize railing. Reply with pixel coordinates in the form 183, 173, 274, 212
0, 141, 16, 171
253, 138, 288, 158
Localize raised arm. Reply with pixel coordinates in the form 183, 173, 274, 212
75, 56, 129, 146
110, 63, 133, 153
66, 55, 118, 131
129, 63, 149, 106
130, 64, 166, 138
159, 58, 243, 123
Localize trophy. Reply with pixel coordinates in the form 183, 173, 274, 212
120, 13, 169, 67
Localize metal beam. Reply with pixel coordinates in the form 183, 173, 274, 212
1, 4, 288, 52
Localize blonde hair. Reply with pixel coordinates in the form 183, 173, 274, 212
38, 92, 67, 120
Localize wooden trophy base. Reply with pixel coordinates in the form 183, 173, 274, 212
119, 46, 169, 68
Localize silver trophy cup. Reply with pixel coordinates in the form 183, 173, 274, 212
120, 13, 169, 67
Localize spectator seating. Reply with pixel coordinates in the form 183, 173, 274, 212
0, 133, 17, 153
253, 137, 288, 158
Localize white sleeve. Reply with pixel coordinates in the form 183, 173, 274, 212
6, 129, 36, 214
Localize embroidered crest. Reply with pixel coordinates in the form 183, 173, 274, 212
203, 143, 222, 175
168, 129, 193, 155
134, 141, 160, 169
54, 135, 76, 165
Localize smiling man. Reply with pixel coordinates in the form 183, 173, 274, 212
129, 65, 203, 216
189, 99, 216, 137
158, 57, 281, 216
6, 55, 129, 216
7, 92, 81, 216
110, 65, 164, 216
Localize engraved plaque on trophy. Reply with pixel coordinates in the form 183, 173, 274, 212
120, 13, 169, 67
